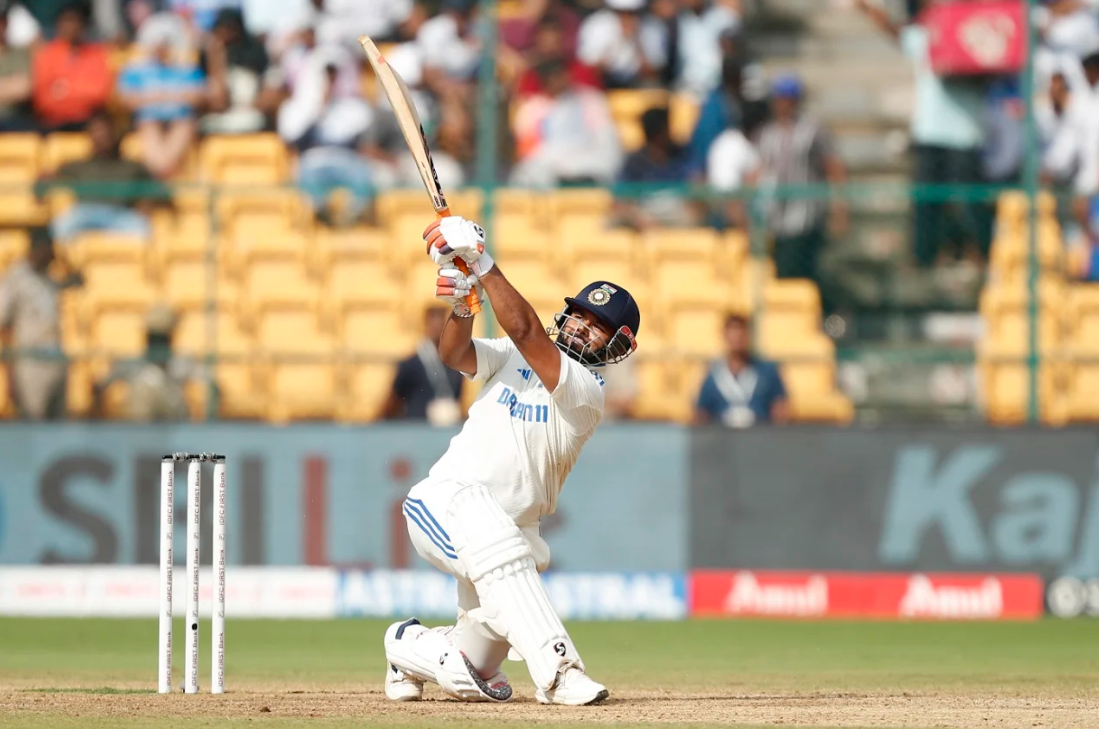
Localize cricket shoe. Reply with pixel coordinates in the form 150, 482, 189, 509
383, 618, 425, 701
385, 663, 424, 701
535, 667, 609, 706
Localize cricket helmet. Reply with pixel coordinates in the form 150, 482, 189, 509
549, 281, 640, 367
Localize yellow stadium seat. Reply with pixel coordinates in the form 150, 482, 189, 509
216, 360, 265, 420
341, 304, 416, 358
652, 259, 725, 305
666, 302, 725, 358
633, 359, 696, 422
88, 308, 147, 356
567, 258, 638, 297
980, 361, 1059, 425
174, 307, 251, 357
607, 90, 669, 150
0, 228, 28, 270
643, 228, 722, 265
559, 223, 637, 264
494, 210, 554, 264
199, 134, 289, 184
0, 133, 44, 225
243, 261, 319, 317
989, 220, 1064, 276
157, 190, 213, 264
788, 391, 855, 423
41, 133, 92, 174
546, 189, 613, 220
162, 259, 239, 311
255, 308, 330, 356
315, 226, 391, 270
758, 314, 823, 357
121, 132, 198, 180
764, 279, 822, 316
1064, 285, 1099, 352
79, 260, 155, 315
223, 226, 312, 273
66, 358, 94, 418
66, 232, 149, 269
996, 190, 1056, 230
328, 258, 404, 311
215, 189, 309, 225
375, 189, 484, 228
499, 259, 566, 300
338, 363, 396, 422
0, 359, 9, 417
267, 361, 339, 423
670, 93, 700, 145
493, 188, 539, 215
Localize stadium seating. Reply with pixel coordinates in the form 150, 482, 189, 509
199, 134, 289, 184
0, 134, 45, 225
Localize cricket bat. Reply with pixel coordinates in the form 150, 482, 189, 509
359, 36, 482, 314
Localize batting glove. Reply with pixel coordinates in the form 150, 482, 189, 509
436, 267, 484, 317
424, 217, 495, 275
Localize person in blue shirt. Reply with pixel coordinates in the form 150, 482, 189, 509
694, 313, 790, 427
118, 13, 206, 178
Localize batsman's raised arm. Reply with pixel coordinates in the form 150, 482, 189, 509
424, 218, 564, 390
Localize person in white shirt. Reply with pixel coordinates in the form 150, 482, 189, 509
1045, 48, 1099, 238
577, 0, 666, 88
382, 216, 641, 706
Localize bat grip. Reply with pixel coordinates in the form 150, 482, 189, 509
436, 210, 482, 315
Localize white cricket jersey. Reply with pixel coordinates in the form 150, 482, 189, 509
428, 337, 606, 527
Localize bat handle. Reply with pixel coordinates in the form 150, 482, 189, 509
436, 209, 482, 315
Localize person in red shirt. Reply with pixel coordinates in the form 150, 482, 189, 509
32, 2, 113, 132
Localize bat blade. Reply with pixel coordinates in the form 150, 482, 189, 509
359, 35, 480, 314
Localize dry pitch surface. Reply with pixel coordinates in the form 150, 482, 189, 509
1, 618, 1097, 729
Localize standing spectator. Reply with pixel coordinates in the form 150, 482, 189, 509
380, 307, 464, 426
31, 2, 113, 132
706, 111, 759, 229
615, 106, 696, 229
91, 304, 210, 422
0, 227, 83, 421
1048, 48, 1099, 257
1036, 0, 1099, 92
687, 52, 767, 176
511, 56, 623, 187
672, 0, 741, 96
0, 1, 32, 131
418, 0, 482, 87
37, 112, 169, 241
118, 13, 206, 178
694, 313, 789, 428
200, 8, 283, 134
756, 75, 847, 282
577, 0, 666, 89
856, 0, 987, 268
278, 60, 374, 225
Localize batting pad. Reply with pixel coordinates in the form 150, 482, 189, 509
449, 485, 583, 690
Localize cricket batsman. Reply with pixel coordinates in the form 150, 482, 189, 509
382, 216, 640, 706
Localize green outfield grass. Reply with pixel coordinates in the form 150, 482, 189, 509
1, 617, 1097, 729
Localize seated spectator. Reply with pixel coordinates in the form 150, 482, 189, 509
1047, 47, 1099, 248
514, 18, 601, 98
168, 0, 244, 34
32, 2, 113, 132
278, 61, 374, 225
614, 106, 696, 229
706, 112, 760, 229
279, 25, 358, 98
756, 75, 847, 282
577, 0, 666, 89
0, 227, 83, 421
311, 0, 413, 51
511, 57, 623, 187
418, 0, 482, 89
694, 313, 789, 428
500, 0, 581, 58
0, 1, 32, 132
92, 304, 211, 422
671, 0, 741, 96
200, 8, 283, 134
37, 112, 169, 242
380, 307, 464, 426
118, 13, 206, 178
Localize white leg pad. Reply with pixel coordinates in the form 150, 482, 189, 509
449, 485, 583, 691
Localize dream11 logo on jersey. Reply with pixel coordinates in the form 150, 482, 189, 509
497, 387, 549, 423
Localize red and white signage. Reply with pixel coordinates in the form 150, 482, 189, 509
923, 0, 1027, 77
690, 570, 1044, 620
